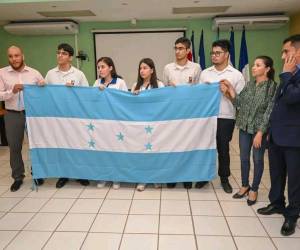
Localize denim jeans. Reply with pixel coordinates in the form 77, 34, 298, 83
239, 129, 267, 192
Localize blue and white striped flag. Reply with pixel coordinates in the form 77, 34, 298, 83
24, 84, 221, 183
239, 27, 250, 82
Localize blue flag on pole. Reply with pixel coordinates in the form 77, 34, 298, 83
198, 29, 206, 70
24, 84, 221, 183
216, 26, 220, 41
188, 31, 196, 62
238, 26, 250, 82
229, 27, 235, 67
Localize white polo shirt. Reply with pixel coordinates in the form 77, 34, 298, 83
163, 60, 201, 85
94, 77, 128, 91
131, 80, 164, 92
45, 66, 89, 86
200, 65, 245, 119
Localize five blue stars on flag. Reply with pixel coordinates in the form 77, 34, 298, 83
86, 123, 154, 150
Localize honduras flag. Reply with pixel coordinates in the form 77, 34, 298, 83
23, 84, 221, 183
239, 27, 250, 83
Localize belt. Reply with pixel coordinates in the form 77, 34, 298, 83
6, 109, 25, 114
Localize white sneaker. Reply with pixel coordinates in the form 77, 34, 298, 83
97, 181, 106, 188
154, 183, 162, 189
113, 182, 120, 189
137, 183, 146, 191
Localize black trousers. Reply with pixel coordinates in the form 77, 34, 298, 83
217, 118, 235, 180
268, 137, 300, 220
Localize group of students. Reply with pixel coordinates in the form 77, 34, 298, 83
0, 36, 277, 196
1, 33, 300, 236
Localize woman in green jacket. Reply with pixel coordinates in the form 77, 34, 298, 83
220, 56, 277, 206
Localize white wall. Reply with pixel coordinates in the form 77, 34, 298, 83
94, 30, 184, 89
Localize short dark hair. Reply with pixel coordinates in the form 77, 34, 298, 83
57, 43, 74, 56
212, 39, 231, 52
283, 34, 300, 48
175, 37, 191, 49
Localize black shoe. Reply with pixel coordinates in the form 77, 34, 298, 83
195, 181, 208, 189
10, 180, 23, 192
247, 198, 257, 206
183, 182, 192, 189
167, 183, 176, 188
34, 178, 44, 186
281, 218, 297, 236
257, 204, 283, 215
233, 186, 250, 199
77, 179, 90, 186
247, 191, 258, 206
56, 178, 68, 188
221, 181, 233, 193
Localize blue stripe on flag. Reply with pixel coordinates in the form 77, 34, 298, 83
24, 83, 221, 121
31, 148, 217, 182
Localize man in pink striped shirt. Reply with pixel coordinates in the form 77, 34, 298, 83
0, 46, 44, 192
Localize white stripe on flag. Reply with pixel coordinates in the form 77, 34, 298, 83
26, 117, 217, 153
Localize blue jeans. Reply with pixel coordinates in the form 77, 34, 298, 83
239, 129, 267, 192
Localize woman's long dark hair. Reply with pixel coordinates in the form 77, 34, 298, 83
96, 57, 122, 79
135, 58, 158, 91
255, 55, 275, 81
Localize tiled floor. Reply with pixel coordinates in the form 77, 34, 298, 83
0, 130, 299, 250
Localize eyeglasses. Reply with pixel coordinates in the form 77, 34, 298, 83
174, 46, 187, 51
210, 51, 225, 57
56, 50, 69, 56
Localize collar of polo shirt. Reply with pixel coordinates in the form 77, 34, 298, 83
174, 60, 191, 70
210, 64, 234, 73
55, 65, 74, 73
